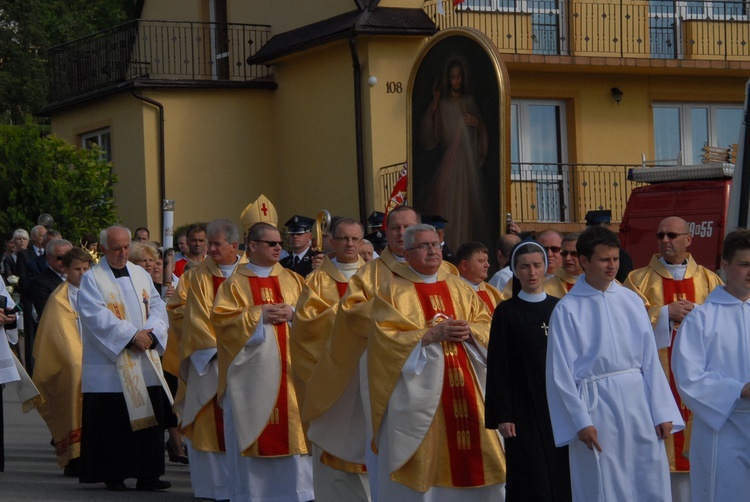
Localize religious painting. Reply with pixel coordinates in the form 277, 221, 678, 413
409, 28, 510, 252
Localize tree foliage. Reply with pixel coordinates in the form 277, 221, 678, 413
0, 0, 142, 123
0, 125, 119, 241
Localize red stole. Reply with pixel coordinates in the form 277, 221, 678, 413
336, 281, 348, 299
211, 275, 228, 451
414, 281, 485, 487
247, 276, 290, 456
476, 290, 495, 314
566, 282, 574, 292
663, 277, 696, 471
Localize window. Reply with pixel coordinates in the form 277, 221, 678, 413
653, 103, 742, 164
511, 100, 570, 221
81, 128, 111, 162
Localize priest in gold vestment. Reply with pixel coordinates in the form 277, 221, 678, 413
212, 222, 313, 502
176, 219, 245, 501
291, 218, 368, 501
624, 216, 722, 502
32, 247, 93, 475
455, 241, 503, 313
369, 224, 506, 500
544, 233, 581, 298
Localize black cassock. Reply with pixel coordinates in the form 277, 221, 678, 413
485, 294, 572, 502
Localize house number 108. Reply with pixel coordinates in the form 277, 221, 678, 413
386, 81, 403, 94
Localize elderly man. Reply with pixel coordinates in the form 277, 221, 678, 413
537, 229, 563, 278
369, 224, 504, 499
624, 216, 722, 501
544, 233, 582, 298
302, 206, 455, 497
78, 226, 171, 492
291, 217, 368, 501
456, 241, 503, 313
672, 228, 750, 502
28, 239, 73, 316
176, 219, 245, 501
211, 222, 312, 502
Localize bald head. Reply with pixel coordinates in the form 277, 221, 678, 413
657, 216, 692, 264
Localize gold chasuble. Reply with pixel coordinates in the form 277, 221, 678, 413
178, 257, 243, 452
369, 267, 505, 492
291, 254, 365, 473
624, 253, 722, 472
212, 263, 307, 458
32, 282, 82, 468
302, 246, 457, 424
544, 268, 577, 298
475, 281, 502, 314
165, 268, 196, 378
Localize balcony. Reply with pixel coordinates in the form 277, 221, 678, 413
48, 20, 272, 104
378, 162, 645, 224
424, 0, 750, 60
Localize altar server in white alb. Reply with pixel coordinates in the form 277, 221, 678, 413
546, 225, 684, 501
672, 228, 750, 502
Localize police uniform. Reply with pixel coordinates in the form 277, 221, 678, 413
280, 215, 317, 278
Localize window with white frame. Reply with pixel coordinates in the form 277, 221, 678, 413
511, 99, 570, 221
81, 128, 111, 163
652, 103, 742, 164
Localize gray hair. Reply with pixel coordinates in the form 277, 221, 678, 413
30, 225, 46, 239
99, 226, 131, 250
562, 232, 580, 245
46, 239, 72, 255
12, 228, 29, 241
403, 224, 437, 251
207, 219, 240, 245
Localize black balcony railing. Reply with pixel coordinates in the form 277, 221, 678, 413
48, 20, 272, 103
424, 0, 750, 60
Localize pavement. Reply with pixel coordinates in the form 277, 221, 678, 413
2, 390, 196, 501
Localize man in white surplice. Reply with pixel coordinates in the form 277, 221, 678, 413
78, 226, 171, 492
672, 228, 750, 502
546, 225, 684, 501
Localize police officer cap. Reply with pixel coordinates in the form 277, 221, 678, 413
284, 215, 315, 234
585, 210, 612, 227
423, 214, 449, 230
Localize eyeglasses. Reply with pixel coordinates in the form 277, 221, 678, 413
543, 246, 562, 254
560, 250, 578, 257
333, 236, 362, 243
655, 232, 689, 240
55, 254, 65, 261
252, 240, 283, 248
407, 242, 442, 251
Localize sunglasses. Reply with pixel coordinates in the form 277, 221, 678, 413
252, 240, 283, 247
560, 250, 578, 257
655, 232, 689, 240
544, 246, 562, 254
55, 254, 65, 261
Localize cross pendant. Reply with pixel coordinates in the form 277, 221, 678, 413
541, 322, 549, 336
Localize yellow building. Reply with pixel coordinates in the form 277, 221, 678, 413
41, 0, 750, 239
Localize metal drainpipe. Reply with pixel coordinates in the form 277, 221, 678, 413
349, 36, 368, 224
131, 90, 166, 234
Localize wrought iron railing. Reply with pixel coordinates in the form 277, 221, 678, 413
424, 0, 750, 60
48, 20, 272, 102
377, 161, 645, 224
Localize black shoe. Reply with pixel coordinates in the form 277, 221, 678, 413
166, 439, 189, 465
136, 478, 171, 491
63, 458, 80, 478
105, 480, 128, 491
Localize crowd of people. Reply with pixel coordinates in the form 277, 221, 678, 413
0, 199, 748, 502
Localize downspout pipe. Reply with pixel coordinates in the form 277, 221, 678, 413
349, 36, 368, 224
131, 89, 166, 232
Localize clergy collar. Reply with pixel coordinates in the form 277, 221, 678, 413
460, 276, 480, 291
410, 266, 438, 283
111, 266, 129, 278
246, 261, 273, 277
332, 258, 359, 270
661, 256, 688, 266
394, 254, 407, 263
518, 290, 547, 303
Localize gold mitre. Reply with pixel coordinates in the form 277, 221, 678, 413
241, 194, 278, 231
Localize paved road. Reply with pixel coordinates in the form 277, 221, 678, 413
2, 390, 195, 501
